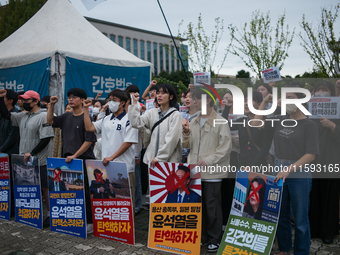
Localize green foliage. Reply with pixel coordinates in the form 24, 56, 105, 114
178, 13, 232, 74
236, 69, 250, 78
152, 71, 188, 97
299, 4, 340, 77
0, 0, 46, 42
228, 10, 295, 78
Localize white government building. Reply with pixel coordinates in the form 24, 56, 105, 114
86, 17, 189, 75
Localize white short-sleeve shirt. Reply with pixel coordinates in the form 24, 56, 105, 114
93, 111, 138, 173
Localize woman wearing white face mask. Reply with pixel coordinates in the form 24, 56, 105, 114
253, 85, 319, 255
309, 81, 340, 244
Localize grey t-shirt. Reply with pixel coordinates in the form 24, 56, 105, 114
11, 110, 54, 166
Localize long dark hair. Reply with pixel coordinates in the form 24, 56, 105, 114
243, 176, 266, 220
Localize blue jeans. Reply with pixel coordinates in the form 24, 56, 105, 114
135, 155, 142, 212
274, 159, 312, 255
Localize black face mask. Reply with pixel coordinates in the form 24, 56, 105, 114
40, 104, 47, 109
23, 103, 33, 112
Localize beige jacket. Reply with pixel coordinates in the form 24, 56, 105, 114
182, 109, 232, 180
128, 104, 182, 164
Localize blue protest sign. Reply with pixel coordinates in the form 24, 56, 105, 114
47, 158, 86, 238
11, 154, 42, 229
0, 153, 10, 220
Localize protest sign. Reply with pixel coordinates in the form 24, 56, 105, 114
47, 158, 86, 238
86, 160, 134, 244
179, 106, 189, 120
0, 153, 10, 220
308, 97, 340, 119
218, 171, 283, 255
261, 67, 282, 83
148, 162, 201, 255
146, 99, 155, 111
194, 72, 211, 86
11, 154, 42, 229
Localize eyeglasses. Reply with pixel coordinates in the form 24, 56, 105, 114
108, 99, 120, 102
67, 96, 80, 100
22, 98, 35, 103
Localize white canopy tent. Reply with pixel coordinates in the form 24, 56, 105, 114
0, 0, 152, 114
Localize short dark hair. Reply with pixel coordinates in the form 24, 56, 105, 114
150, 85, 158, 92
41, 96, 51, 103
183, 89, 190, 97
157, 83, 178, 107
5, 89, 18, 106
123, 90, 131, 103
54, 167, 62, 173
67, 88, 87, 99
284, 85, 306, 99
108, 89, 128, 104
245, 91, 263, 104
257, 83, 273, 94
190, 86, 215, 107
126, 85, 140, 93
17, 91, 25, 96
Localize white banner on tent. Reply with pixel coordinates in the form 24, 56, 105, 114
81, 0, 107, 11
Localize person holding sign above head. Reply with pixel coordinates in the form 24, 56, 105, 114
0, 89, 55, 228
165, 165, 201, 203
46, 88, 97, 233
181, 86, 232, 253
309, 81, 340, 244
83, 89, 138, 212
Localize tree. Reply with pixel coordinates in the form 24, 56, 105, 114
228, 10, 295, 78
299, 4, 340, 77
236, 69, 250, 78
0, 0, 46, 42
178, 13, 232, 74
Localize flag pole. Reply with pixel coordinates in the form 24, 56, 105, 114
156, 0, 190, 85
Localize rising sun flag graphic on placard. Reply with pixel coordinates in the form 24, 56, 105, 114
149, 162, 201, 203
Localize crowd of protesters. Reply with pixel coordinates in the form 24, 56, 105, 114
0, 78, 339, 254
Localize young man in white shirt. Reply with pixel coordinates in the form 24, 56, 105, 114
83, 89, 138, 212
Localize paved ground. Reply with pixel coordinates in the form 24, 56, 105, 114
0, 200, 339, 255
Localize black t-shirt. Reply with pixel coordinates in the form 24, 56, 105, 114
266, 116, 319, 160
53, 112, 96, 159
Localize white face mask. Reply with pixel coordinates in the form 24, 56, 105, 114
92, 107, 100, 116
314, 91, 331, 97
286, 104, 298, 114
109, 101, 120, 113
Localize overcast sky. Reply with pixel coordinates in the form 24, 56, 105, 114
2, 0, 339, 77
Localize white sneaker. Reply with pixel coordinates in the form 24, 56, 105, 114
87, 223, 93, 234
207, 243, 219, 253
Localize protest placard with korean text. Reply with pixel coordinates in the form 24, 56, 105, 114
11, 154, 42, 229
148, 162, 201, 255
47, 158, 86, 238
194, 72, 211, 86
86, 160, 134, 244
218, 171, 283, 255
308, 97, 340, 119
0, 153, 10, 220
261, 67, 282, 83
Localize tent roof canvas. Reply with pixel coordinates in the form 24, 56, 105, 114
0, 0, 152, 69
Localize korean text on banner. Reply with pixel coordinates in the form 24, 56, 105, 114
65, 57, 150, 104
261, 67, 282, 83
86, 160, 134, 245
47, 158, 86, 238
194, 72, 211, 86
11, 154, 43, 229
0, 58, 50, 97
148, 162, 202, 255
0, 153, 10, 220
308, 97, 340, 119
217, 171, 283, 255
